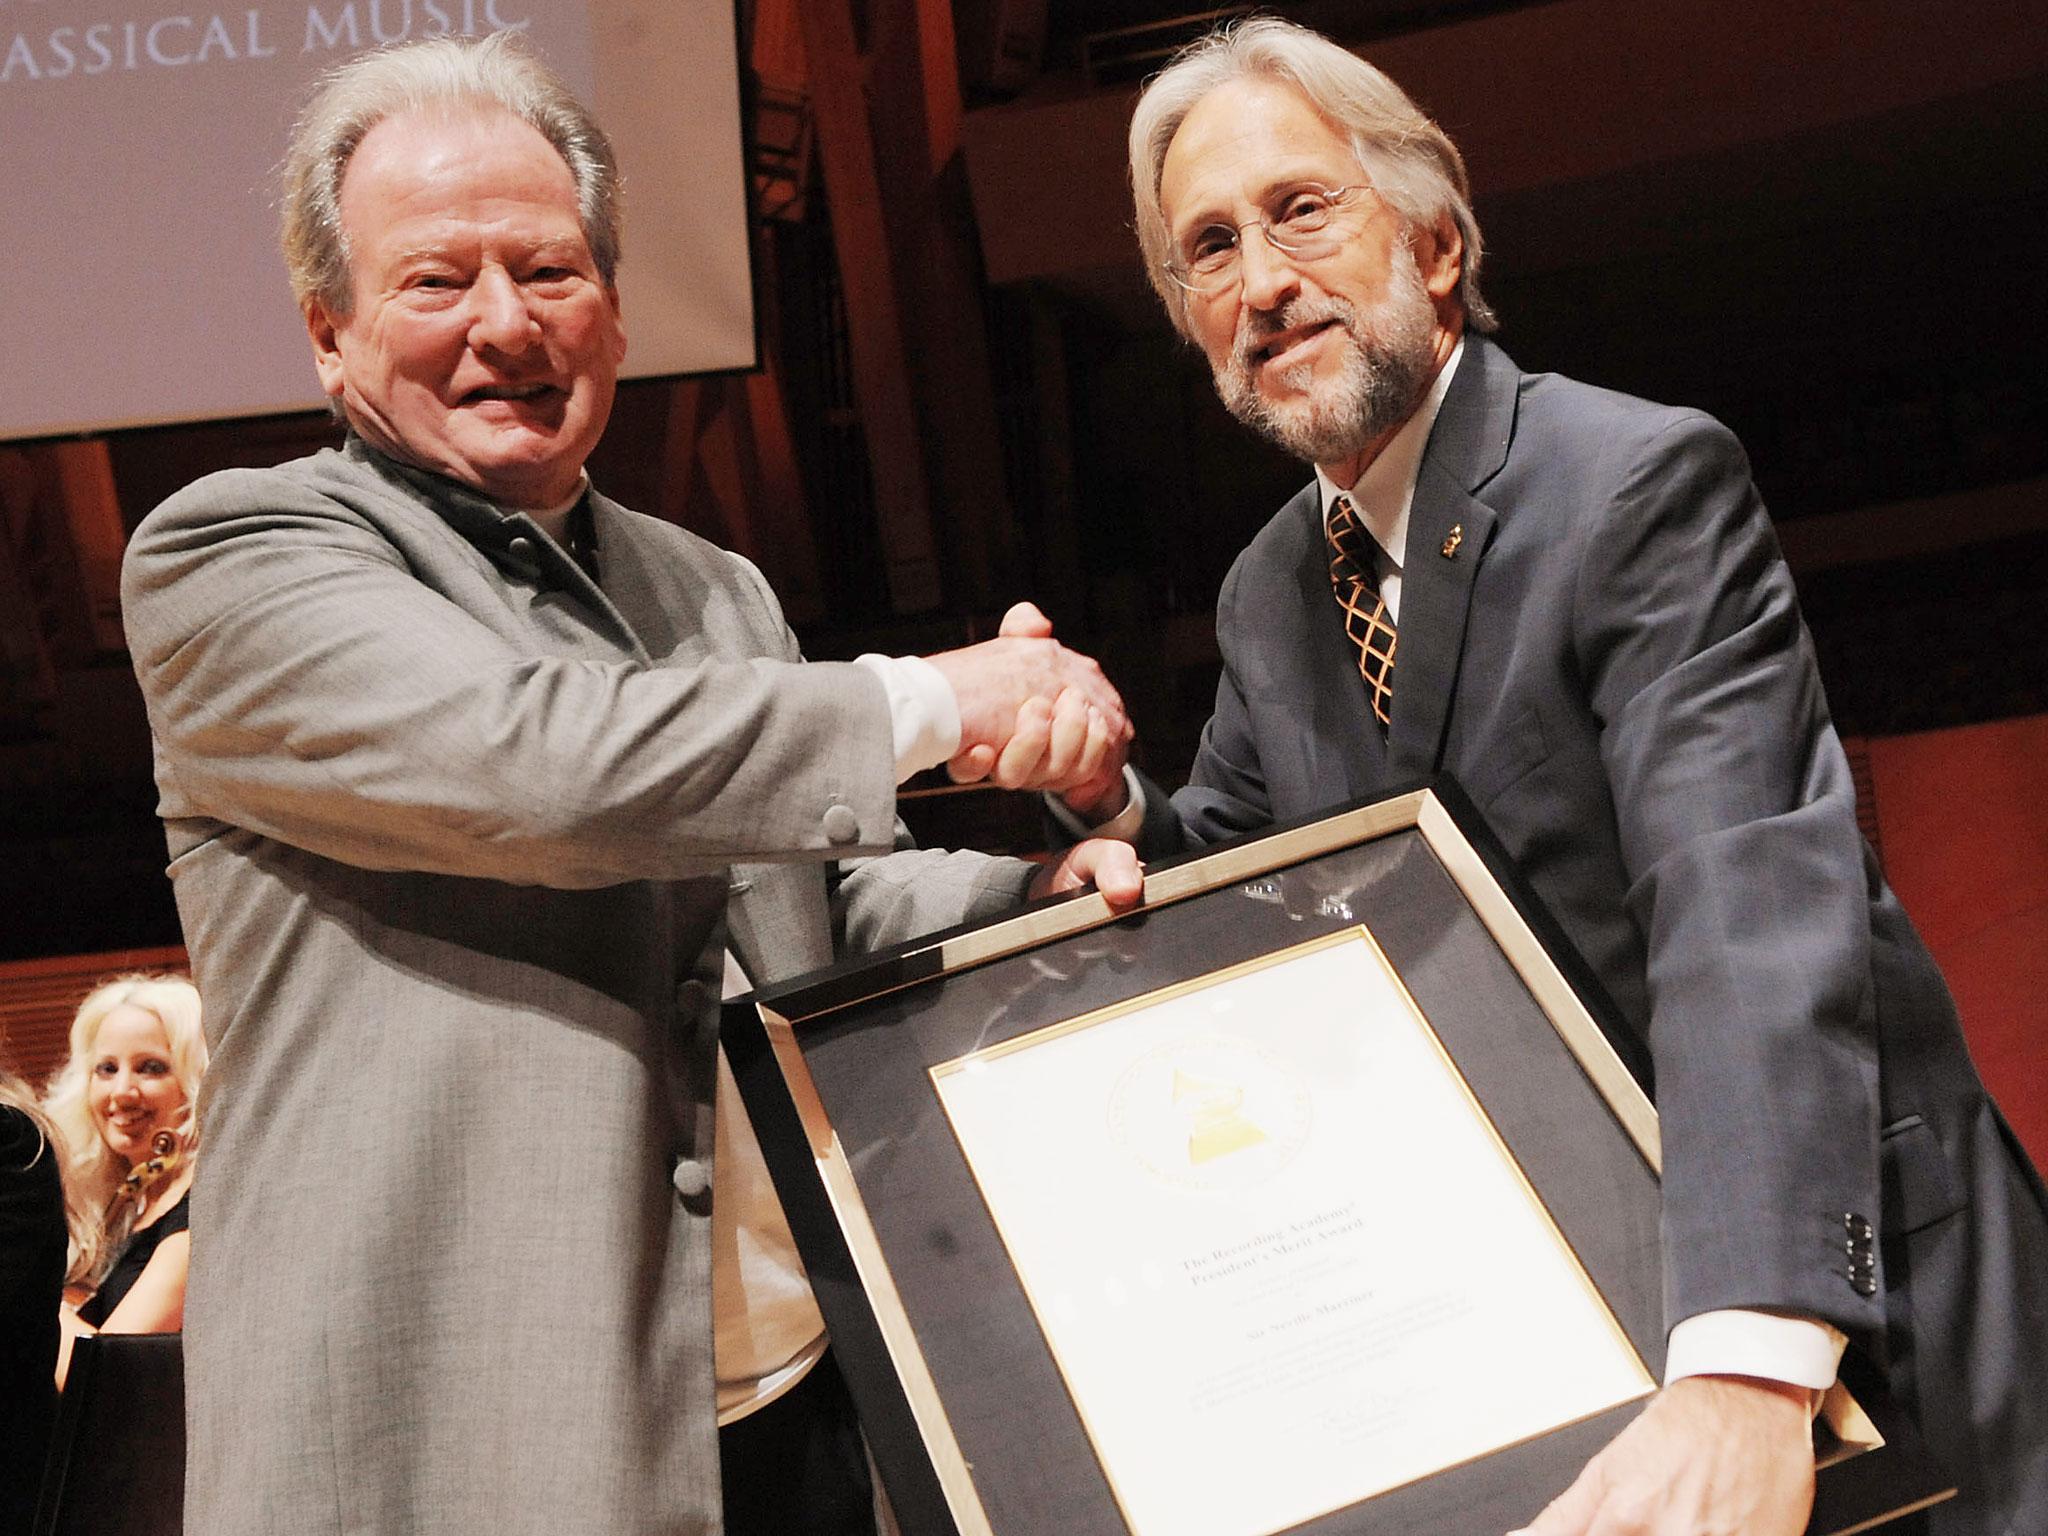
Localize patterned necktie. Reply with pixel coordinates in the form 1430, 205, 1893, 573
1327, 494, 1396, 727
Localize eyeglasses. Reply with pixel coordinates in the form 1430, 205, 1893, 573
1163, 183, 1376, 295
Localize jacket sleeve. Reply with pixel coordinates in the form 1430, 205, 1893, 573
1575, 411, 1885, 1339
121, 468, 901, 889
832, 844, 1040, 957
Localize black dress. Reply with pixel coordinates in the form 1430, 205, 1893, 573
77, 1189, 190, 1328
0, 1104, 67, 1532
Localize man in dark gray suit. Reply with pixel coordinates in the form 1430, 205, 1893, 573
1065, 17, 2047, 1535
121, 33, 1137, 1536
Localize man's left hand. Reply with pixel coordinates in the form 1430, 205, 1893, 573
1510, 1375, 1814, 1536
1028, 837, 1144, 910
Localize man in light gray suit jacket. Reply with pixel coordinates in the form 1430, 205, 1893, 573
1061, 18, 2047, 1536
121, 34, 1139, 1536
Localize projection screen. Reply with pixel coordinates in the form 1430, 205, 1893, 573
1, 0, 755, 442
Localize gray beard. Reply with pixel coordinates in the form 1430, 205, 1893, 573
1215, 251, 1438, 467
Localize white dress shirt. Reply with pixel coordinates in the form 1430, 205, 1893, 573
1310, 336, 1467, 622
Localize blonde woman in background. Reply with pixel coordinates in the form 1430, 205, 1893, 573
42, 975, 206, 1385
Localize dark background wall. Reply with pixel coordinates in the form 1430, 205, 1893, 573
1, 0, 2043, 1005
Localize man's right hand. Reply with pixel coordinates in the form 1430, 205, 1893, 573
925, 603, 1132, 797
1508, 1375, 1815, 1536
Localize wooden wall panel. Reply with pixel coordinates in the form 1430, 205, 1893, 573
961, 0, 2048, 285
0, 945, 190, 1089
1864, 716, 2048, 1167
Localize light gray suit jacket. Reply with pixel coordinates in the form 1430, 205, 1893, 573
1150, 336, 2048, 1534
121, 439, 1035, 1536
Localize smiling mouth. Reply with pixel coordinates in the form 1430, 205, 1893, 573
463, 382, 562, 405
1252, 320, 1339, 367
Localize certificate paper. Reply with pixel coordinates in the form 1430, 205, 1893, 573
931, 928, 1653, 1536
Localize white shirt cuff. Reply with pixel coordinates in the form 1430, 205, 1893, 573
1043, 765, 1147, 843
853, 654, 962, 783
1664, 1309, 1847, 1395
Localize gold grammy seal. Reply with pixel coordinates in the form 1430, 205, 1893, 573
1174, 1068, 1270, 1165
1110, 1035, 1311, 1192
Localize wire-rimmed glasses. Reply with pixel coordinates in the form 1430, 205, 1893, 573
1163, 183, 1376, 295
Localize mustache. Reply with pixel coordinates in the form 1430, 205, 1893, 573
1231, 294, 1358, 374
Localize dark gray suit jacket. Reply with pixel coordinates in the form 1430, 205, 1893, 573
1154, 336, 2047, 1534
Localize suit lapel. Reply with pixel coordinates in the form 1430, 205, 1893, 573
507, 506, 653, 663
1384, 337, 1518, 780
575, 497, 678, 665
1387, 462, 1495, 779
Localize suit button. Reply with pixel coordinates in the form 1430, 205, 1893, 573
507, 535, 537, 561
1844, 1212, 1873, 1242
1851, 1269, 1877, 1297
676, 979, 710, 1011
822, 803, 861, 845
673, 1158, 710, 1199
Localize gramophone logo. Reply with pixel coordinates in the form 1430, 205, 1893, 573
1108, 1033, 1312, 1192
1174, 1066, 1268, 1164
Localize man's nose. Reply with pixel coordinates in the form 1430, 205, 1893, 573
1236, 225, 1299, 311
468, 267, 541, 352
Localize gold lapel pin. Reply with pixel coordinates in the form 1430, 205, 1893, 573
1440, 524, 1464, 560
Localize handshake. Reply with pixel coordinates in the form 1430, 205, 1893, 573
922, 602, 1143, 907
924, 601, 1135, 821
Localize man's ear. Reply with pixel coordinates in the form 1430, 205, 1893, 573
1417, 213, 1465, 303
604, 282, 627, 367
306, 300, 347, 398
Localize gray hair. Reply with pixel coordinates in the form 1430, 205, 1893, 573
281, 30, 621, 315
1129, 16, 1496, 337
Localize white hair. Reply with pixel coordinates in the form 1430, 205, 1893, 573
1129, 16, 1497, 338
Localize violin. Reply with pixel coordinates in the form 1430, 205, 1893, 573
118, 1129, 183, 1218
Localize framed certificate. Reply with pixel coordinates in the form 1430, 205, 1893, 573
725, 784, 1951, 1536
